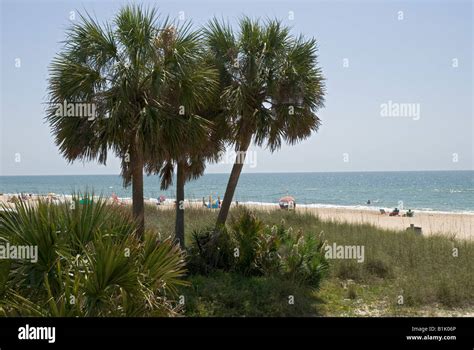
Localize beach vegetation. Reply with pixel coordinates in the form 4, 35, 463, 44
0, 195, 188, 316
187, 209, 329, 289
147, 207, 474, 316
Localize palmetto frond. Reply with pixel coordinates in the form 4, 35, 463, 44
143, 21, 223, 188
0, 195, 187, 316
46, 6, 160, 181
205, 16, 325, 152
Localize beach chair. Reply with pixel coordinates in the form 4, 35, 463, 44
389, 209, 400, 217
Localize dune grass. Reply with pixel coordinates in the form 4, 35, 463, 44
183, 272, 323, 317
145, 205, 474, 316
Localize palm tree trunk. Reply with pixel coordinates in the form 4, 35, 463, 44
131, 146, 145, 239
175, 161, 185, 249
216, 138, 251, 227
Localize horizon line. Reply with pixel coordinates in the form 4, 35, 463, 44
1, 169, 473, 177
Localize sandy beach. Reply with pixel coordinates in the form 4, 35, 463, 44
179, 201, 474, 240
1, 194, 472, 240
239, 204, 473, 240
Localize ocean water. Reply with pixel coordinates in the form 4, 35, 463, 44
0, 171, 473, 213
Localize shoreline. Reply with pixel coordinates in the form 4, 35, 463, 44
1, 193, 473, 240
1, 191, 473, 215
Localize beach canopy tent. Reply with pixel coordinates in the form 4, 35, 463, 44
279, 196, 296, 209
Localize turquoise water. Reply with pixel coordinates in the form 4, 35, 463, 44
0, 171, 473, 213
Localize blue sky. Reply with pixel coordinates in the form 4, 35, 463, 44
0, 0, 472, 175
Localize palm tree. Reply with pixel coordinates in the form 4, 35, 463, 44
46, 6, 163, 237
140, 26, 221, 249
46, 6, 217, 239
205, 17, 326, 227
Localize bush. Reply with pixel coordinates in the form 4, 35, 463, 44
187, 209, 328, 289
276, 228, 328, 287
0, 194, 188, 316
230, 210, 264, 275
187, 226, 235, 274
365, 258, 392, 279
333, 261, 363, 281
347, 284, 358, 300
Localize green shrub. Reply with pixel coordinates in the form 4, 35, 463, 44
333, 261, 363, 281
187, 209, 328, 289
347, 284, 358, 300
187, 227, 234, 274
230, 210, 264, 275
280, 231, 328, 287
0, 194, 188, 316
365, 258, 393, 279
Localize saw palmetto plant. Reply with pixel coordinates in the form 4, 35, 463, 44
0, 194, 188, 316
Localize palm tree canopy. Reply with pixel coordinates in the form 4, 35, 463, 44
46, 5, 220, 186
143, 24, 224, 190
204, 17, 325, 152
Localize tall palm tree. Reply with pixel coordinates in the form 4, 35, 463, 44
205, 17, 326, 227
143, 26, 221, 249
46, 6, 217, 239
46, 6, 163, 238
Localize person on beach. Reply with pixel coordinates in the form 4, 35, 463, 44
389, 208, 400, 216
111, 192, 119, 205
158, 195, 166, 205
